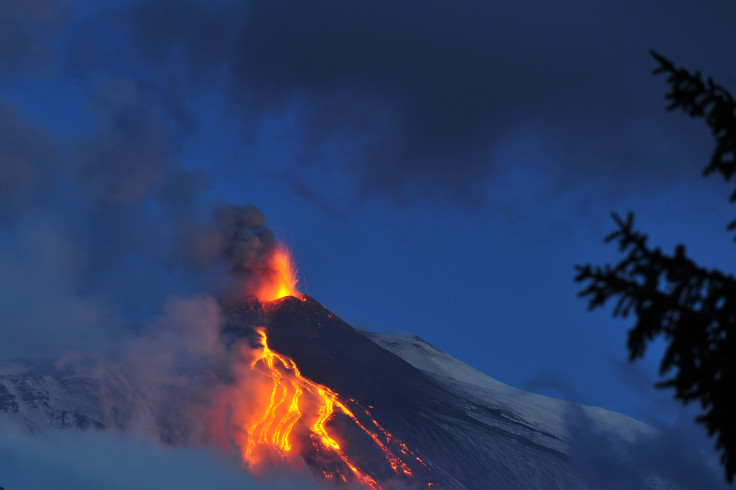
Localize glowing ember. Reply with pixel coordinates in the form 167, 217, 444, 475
255, 246, 301, 302
232, 327, 431, 489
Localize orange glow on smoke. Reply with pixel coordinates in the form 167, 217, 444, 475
230, 328, 430, 489
255, 246, 301, 302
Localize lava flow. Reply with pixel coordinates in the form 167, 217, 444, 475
221, 244, 431, 488
245, 327, 381, 488
240, 327, 430, 488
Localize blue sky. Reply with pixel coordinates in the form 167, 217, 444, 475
2, 0, 736, 469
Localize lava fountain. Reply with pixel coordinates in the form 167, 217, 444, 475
217, 244, 431, 488
254, 246, 302, 302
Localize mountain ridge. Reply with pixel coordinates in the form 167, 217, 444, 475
0, 294, 726, 489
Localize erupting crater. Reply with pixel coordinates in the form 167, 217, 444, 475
254, 247, 303, 302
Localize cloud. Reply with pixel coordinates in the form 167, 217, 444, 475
74, 78, 174, 206
87, 0, 736, 206
1, 4, 734, 488
0, 0, 69, 73
0, 96, 59, 211
527, 370, 730, 489
0, 85, 206, 357
0, 425, 324, 490
0, 218, 115, 359
564, 401, 728, 490
7, 0, 734, 212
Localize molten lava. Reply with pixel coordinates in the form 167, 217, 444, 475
255, 246, 301, 302
218, 243, 431, 488
232, 328, 430, 489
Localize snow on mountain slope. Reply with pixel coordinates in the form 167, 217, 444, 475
0, 317, 728, 489
363, 331, 654, 441
249, 296, 725, 489
0, 372, 105, 432
364, 331, 727, 490
0, 360, 136, 434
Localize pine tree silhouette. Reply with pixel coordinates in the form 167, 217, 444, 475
576, 51, 736, 483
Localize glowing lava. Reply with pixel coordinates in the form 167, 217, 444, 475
255, 246, 302, 302
237, 328, 430, 489
217, 243, 431, 488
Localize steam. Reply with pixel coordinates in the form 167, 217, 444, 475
0, 55, 287, 476
0, 4, 297, 487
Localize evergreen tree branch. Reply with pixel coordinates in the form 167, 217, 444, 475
576, 213, 736, 482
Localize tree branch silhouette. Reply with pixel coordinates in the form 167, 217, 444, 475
576, 51, 736, 483
650, 50, 736, 228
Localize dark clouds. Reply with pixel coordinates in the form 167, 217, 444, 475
0, 0, 69, 73
75, 78, 174, 205
101, 0, 736, 205
0, 3, 266, 357
1, 2, 734, 486
0, 97, 58, 210
0, 10, 295, 480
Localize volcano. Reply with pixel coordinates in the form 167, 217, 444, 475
0, 293, 723, 489
212, 294, 715, 489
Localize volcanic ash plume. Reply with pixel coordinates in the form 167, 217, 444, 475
192, 203, 301, 303
87, 205, 299, 440
1, 191, 429, 488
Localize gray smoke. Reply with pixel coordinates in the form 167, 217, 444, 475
208, 204, 276, 274
0, 4, 291, 487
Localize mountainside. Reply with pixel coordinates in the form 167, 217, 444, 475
0, 367, 105, 432
0, 360, 135, 434
231, 296, 702, 489
0, 295, 725, 489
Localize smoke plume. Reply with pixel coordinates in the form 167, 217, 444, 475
0, 4, 300, 487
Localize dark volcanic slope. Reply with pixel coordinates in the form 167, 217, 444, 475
1, 295, 688, 488
225, 295, 582, 489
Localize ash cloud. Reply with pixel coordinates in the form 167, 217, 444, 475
207, 204, 276, 274
0, 81, 278, 447
76, 0, 736, 206
0, 1, 287, 480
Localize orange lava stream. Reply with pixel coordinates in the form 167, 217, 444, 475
245, 328, 380, 489
242, 328, 431, 489
236, 244, 432, 488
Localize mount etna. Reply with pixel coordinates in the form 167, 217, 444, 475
1, 287, 725, 489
